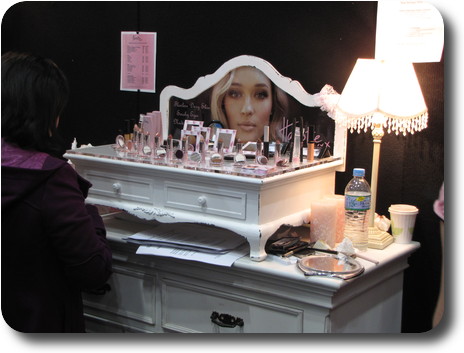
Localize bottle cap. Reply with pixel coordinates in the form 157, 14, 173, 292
353, 168, 365, 177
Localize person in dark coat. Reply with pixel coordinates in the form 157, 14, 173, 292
1, 52, 113, 332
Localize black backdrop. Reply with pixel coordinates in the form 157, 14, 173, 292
2, 1, 444, 333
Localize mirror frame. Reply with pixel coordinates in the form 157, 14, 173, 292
159, 55, 346, 164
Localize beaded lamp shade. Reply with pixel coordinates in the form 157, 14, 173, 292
333, 59, 428, 136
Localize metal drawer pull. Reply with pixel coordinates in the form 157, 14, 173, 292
210, 311, 244, 328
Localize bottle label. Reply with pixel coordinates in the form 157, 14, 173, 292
345, 195, 371, 211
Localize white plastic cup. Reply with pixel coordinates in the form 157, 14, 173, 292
388, 204, 419, 244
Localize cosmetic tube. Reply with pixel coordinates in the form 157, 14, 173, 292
289, 119, 296, 162
142, 132, 151, 157
182, 137, 188, 164
263, 126, 270, 158
234, 142, 246, 164
292, 127, 301, 164
307, 125, 315, 162
255, 140, 268, 165
167, 135, 173, 162
274, 141, 281, 165
256, 140, 262, 157
299, 118, 304, 163
199, 141, 207, 165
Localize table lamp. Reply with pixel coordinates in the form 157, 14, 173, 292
333, 59, 428, 248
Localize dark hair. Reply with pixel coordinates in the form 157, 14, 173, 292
1, 52, 69, 157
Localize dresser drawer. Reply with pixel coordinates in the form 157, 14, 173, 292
164, 181, 247, 220
83, 265, 157, 331
160, 278, 303, 333
85, 170, 154, 205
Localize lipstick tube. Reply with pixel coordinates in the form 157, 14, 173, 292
263, 125, 270, 158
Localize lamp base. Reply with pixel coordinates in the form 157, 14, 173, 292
368, 226, 394, 250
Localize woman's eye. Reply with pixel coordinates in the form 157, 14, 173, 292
227, 89, 241, 98
255, 90, 269, 100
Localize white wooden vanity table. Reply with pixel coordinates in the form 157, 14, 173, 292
65, 144, 343, 261
82, 214, 419, 333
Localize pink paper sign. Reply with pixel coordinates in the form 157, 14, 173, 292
121, 32, 157, 92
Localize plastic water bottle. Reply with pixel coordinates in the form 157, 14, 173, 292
344, 168, 371, 251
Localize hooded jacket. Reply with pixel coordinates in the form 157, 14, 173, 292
1, 140, 112, 332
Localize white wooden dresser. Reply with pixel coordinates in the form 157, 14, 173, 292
82, 214, 418, 333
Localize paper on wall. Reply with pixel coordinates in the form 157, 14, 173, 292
120, 31, 157, 92
375, 1, 444, 63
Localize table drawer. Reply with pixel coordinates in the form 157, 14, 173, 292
161, 278, 303, 333
164, 181, 247, 220
85, 170, 154, 205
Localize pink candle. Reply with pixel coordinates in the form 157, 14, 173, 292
324, 194, 345, 244
310, 199, 337, 248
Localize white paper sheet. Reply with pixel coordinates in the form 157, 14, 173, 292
136, 243, 249, 267
126, 222, 246, 253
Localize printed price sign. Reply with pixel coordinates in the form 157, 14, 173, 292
120, 31, 157, 92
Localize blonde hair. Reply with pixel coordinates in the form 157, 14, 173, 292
210, 66, 289, 141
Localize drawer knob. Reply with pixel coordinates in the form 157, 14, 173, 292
197, 195, 207, 206
112, 182, 121, 193
211, 311, 244, 328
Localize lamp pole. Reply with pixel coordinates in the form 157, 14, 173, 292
369, 121, 384, 227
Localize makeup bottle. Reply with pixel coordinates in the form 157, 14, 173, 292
115, 135, 125, 150
152, 134, 163, 160
274, 140, 281, 165
292, 127, 301, 164
255, 139, 268, 165
173, 138, 185, 163
142, 131, 152, 157
210, 140, 224, 167
307, 125, 315, 162
299, 117, 304, 163
133, 124, 141, 155
125, 139, 135, 154
166, 134, 173, 163
234, 141, 246, 165
126, 124, 139, 155
189, 137, 202, 165
289, 118, 296, 162
263, 125, 270, 158
182, 136, 188, 164
199, 140, 207, 165
274, 141, 288, 167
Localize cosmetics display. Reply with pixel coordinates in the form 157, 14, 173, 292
71, 122, 339, 179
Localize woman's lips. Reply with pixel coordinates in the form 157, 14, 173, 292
238, 123, 256, 132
